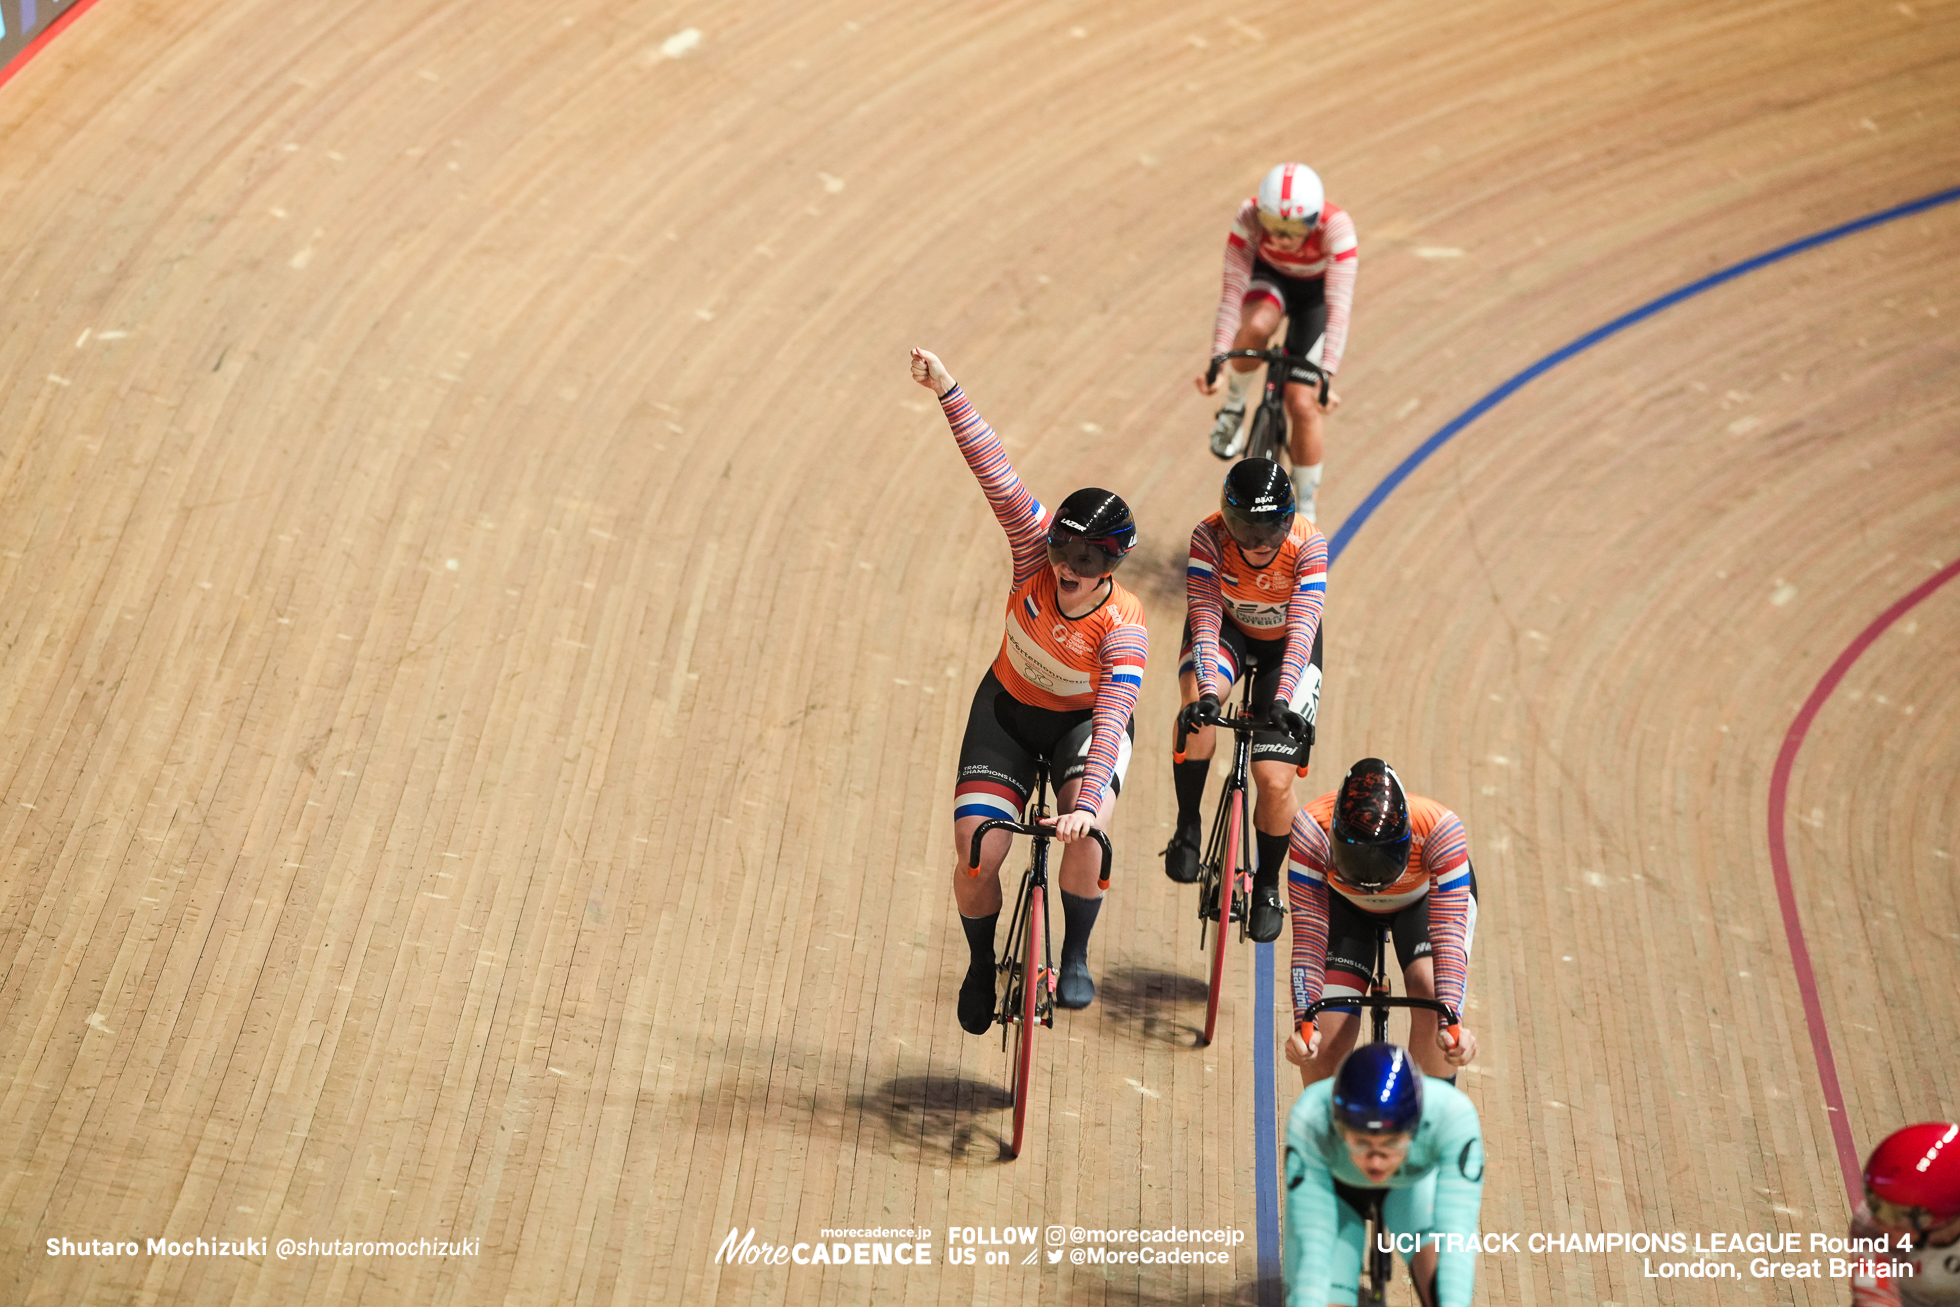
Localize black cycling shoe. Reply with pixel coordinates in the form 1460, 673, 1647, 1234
957, 961, 995, 1034
1162, 820, 1202, 884
1056, 957, 1095, 1009
1200, 879, 1238, 924
1247, 882, 1286, 943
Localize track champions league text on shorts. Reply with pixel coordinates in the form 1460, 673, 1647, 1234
710, 1221, 1919, 1284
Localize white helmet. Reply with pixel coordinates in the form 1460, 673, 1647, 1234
1256, 163, 1323, 236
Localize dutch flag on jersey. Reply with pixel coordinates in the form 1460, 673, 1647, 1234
955, 779, 1025, 823
1108, 656, 1145, 690
1288, 821, 1332, 885
1433, 863, 1473, 894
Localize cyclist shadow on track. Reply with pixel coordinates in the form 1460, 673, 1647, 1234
1128, 539, 1190, 615
1093, 967, 1210, 1047
855, 1075, 1014, 1166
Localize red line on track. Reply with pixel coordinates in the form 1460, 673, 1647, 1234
1766, 556, 1960, 1205
0, 0, 110, 93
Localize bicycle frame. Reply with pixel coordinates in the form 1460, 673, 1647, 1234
1207, 348, 1330, 465
966, 763, 1113, 1160
1175, 678, 1309, 1047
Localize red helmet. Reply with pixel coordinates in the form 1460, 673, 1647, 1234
1864, 1123, 1960, 1232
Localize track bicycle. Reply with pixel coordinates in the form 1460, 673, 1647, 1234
1207, 347, 1331, 466
966, 759, 1113, 1161
1299, 926, 1463, 1307
1174, 683, 1310, 1047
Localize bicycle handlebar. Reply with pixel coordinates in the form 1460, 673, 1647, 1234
966, 819, 1114, 890
1297, 995, 1465, 1053
1173, 699, 1311, 756
1206, 349, 1330, 406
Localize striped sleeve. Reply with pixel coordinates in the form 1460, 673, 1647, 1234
1424, 810, 1473, 1012
1073, 620, 1149, 818
1282, 1085, 1344, 1306
1275, 526, 1328, 703
1210, 199, 1261, 356
1319, 207, 1358, 374
1847, 1208, 1905, 1306
1186, 522, 1227, 699
939, 383, 1048, 585
1286, 810, 1335, 1020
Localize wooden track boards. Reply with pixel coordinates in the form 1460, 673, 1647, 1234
0, 0, 1955, 1303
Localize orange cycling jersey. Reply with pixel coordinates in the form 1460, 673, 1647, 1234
1288, 790, 1474, 1015
1186, 510, 1326, 704
938, 384, 1148, 816
995, 567, 1148, 713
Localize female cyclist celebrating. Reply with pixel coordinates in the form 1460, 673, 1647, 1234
910, 348, 1149, 1033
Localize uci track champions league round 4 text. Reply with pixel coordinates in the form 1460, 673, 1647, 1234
712, 1222, 1921, 1284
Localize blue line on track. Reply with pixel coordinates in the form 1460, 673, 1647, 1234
1250, 182, 1960, 1302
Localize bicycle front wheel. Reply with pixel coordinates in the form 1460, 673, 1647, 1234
1007, 889, 1044, 1158
1202, 786, 1245, 1046
1362, 1217, 1393, 1305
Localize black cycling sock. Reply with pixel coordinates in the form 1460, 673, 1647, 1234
1172, 758, 1210, 826
960, 912, 998, 970
1255, 830, 1290, 889
1059, 891, 1102, 965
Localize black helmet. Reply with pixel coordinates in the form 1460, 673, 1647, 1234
1046, 488, 1137, 577
1221, 458, 1295, 551
1329, 758, 1411, 891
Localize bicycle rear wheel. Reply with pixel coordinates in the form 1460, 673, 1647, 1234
1007, 889, 1044, 1158
1201, 785, 1245, 1046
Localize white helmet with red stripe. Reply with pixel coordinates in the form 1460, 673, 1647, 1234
1256, 163, 1324, 238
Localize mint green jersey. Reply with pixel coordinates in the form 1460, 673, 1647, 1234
1283, 1076, 1485, 1306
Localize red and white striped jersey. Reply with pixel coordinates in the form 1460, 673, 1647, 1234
1211, 198, 1359, 372
1849, 1206, 1960, 1306
1287, 791, 1474, 1019
939, 385, 1148, 818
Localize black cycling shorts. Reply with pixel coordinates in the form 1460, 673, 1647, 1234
954, 669, 1134, 819
1178, 619, 1323, 770
1322, 862, 1480, 992
1246, 258, 1328, 367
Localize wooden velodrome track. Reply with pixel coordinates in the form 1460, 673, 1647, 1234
1, 0, 1955, 1303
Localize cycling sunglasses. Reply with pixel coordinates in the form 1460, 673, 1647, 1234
1046, 531, 1124, 578
1330, 833, 1412, 891
1867, 1189, 1940, 1233
1258, 212, 1317, 240
1224, 515, 1291, 554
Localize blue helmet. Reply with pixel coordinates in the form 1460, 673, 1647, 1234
1331, 1043, 1423, 1134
